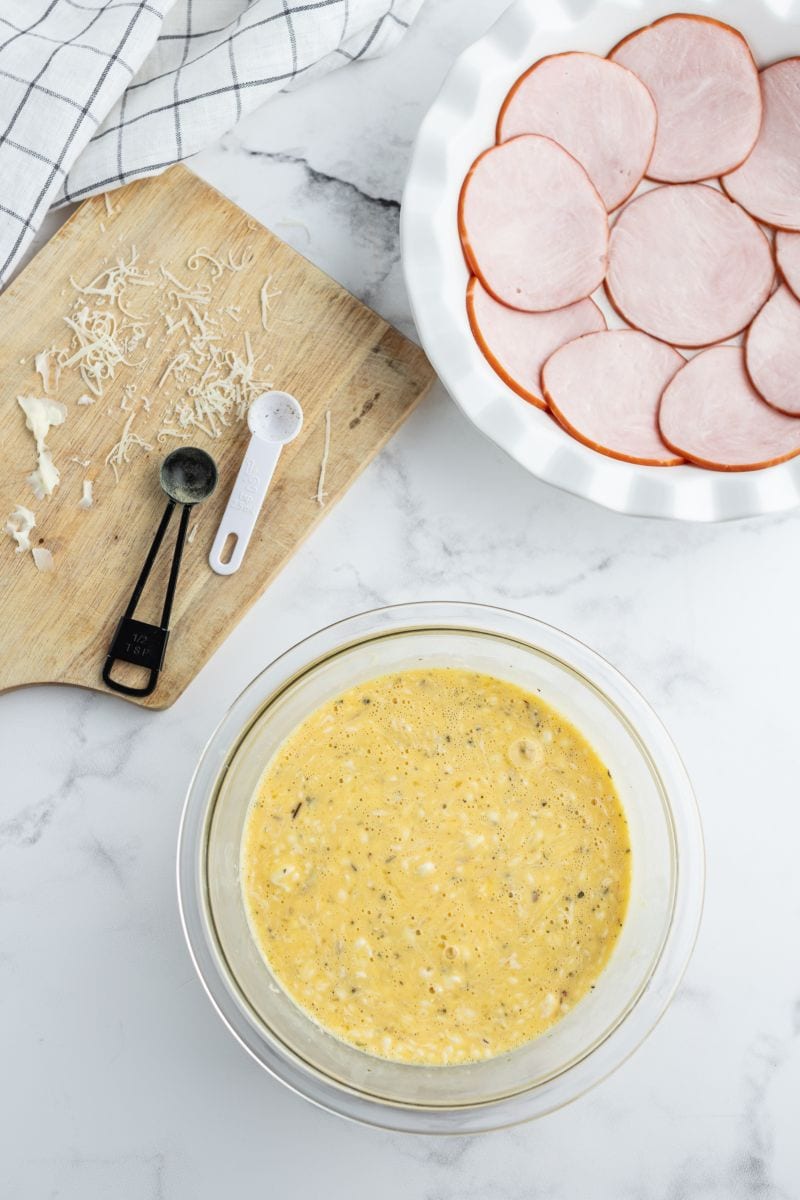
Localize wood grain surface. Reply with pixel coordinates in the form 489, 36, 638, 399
0, 166, 434, 708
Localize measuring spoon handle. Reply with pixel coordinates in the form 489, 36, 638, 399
208, 436, 282, 575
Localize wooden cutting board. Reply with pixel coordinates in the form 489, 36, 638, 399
0, 165, 434, 709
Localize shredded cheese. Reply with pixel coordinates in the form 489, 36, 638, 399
17, 241, 286, 546
5, 505, 36, 553
227, 246, 255, 272
187, 248, 227, 280
316, 409, 331, 506
70, 246, 154, 318
159, 329, 272, 440
160, 265, 211, 309
105, 410, 153, 482
259, 275, 281, 331
61, 306, 137, 397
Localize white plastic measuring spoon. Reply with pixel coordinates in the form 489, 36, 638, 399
209, 391, 303, 576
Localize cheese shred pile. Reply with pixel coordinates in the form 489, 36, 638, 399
8, 236, 294, 566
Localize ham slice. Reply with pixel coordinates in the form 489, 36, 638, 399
745, 286, 800, 416
458, 134, 609, 312
541, 330, 685, 466
659, 346, 800, 471
605, 184, 774, 347
776, 231, 800, 300
496, 52, 657, 211
466, 277, 606, 409
609, 15, 761, 183
723, 60, 800, 230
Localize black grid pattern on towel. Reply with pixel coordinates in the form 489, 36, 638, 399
0, 0, 420, 287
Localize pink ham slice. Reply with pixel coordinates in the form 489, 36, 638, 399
723, 60, 800, 230
458, 134, 609, 312
605, 184, 774, 347
745, 286, 800, 416
496, 52, 657, 211
659, 347, 800, 471
467, 277, 606, 409
609, 15, 761, 183
776, 231, 800, 300
541, 329, 685, 466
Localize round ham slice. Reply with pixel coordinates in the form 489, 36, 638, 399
466, 277, 606, 409
745, 286, 800, 415
541, 330, 685, 466
659, 347, 800, 471
605, 184, 774, 347
609, 14, 761, 183
458, 134, 609, 312
776, 231, 800, 300
496, 52, 657, 211
722, 60, 800, 230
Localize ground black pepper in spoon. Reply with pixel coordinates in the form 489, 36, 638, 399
102, 447, 218, 698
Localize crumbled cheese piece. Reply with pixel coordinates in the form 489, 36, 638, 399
78, 479, 94, 509
34, 348, 60, 393
105, 410, 153, 482
187, 522, 198, 544
18, 395, 67, 499
69, 456, 91, 468
28, 453, 60, 500
259, 274, 281, 331
316, 409, 331, 506
32, 546, 54, 572
5, 505, 36, 553
103, 192, 114, 217
76, 393, 94, 406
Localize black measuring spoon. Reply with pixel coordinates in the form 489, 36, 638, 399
103, 447, 218, 698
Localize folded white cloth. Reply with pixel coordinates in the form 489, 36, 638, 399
0, 0, 423, 286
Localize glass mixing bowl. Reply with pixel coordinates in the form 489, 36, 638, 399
177, 602, 704, 1133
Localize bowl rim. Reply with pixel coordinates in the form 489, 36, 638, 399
177, 601, 705, 1133
400, 0, 800, 522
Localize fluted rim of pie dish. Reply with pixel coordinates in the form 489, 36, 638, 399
400, 0, 800, 521
177, 602, 705, 1134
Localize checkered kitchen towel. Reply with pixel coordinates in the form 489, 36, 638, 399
0, 0, 424, 287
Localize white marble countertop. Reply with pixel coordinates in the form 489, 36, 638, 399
3, 2, 800, 1195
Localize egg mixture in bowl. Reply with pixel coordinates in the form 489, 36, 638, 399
178, 603, 703, 1133
241, 668, 631, 1066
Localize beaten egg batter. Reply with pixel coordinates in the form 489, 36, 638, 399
241, 669, 631, 1065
